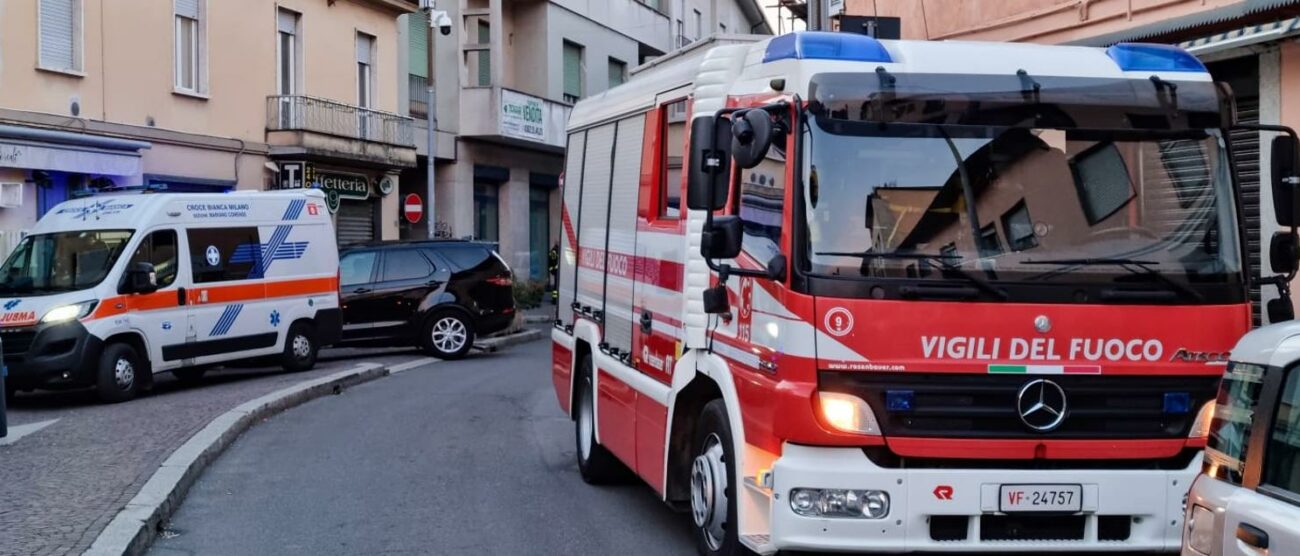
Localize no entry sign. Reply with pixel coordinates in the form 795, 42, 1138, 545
404, 193, 423, 224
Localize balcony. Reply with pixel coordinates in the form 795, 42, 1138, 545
266, 95, 417, 168
459, 87, 571, 153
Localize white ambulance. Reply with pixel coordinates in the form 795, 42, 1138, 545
0, 189, 341, 403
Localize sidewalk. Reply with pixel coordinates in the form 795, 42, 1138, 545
0, 349, 431, 556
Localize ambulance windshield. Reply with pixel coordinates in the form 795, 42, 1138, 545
0, 230, 135, 295
800, 73, 1242, 302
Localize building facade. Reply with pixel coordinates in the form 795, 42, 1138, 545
841, 0, 1300, 325
396, 0, 770, 281
0, 0, 418, 251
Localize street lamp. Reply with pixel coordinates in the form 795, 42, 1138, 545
419, 1, 450, 238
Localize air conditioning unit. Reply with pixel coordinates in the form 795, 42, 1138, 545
0, 183, 23, 208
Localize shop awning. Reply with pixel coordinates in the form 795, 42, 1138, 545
0, 124, 151, 176
1067, 0, 1300, 46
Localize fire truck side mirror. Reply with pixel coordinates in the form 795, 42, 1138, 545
701, 215, 743, 260
688, 116, 732, 211
1271, 231, 1299, 275
731, 109, 774, 170
1271, 134, 1300, 227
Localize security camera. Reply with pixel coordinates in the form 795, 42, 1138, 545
430, 11, 452, 36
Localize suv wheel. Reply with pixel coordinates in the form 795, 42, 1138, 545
423, 311, 474, 360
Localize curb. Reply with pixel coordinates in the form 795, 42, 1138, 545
83, 360, 429, 556
474, 327, 545, 352
523, 314, 553, 324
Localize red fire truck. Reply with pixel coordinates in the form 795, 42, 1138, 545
551, 31, 1300, 554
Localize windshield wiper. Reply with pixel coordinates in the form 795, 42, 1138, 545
817, 251, 1008, 300
1022, 257, 1202, 301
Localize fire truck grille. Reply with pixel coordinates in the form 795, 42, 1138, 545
818, 371, 1220, 439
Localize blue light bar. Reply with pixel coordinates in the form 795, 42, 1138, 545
886, 390, 914, 412
1163, 392, 1192, 414
1106, 43, 1206, 73
763, 31, 892, 64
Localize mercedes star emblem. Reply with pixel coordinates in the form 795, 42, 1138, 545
1017, 379, 1068, 432
1034, 315, 1052, 333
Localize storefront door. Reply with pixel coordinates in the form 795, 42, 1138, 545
528, 185, 549, 280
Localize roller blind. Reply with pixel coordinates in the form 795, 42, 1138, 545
356, 33, 374, 64
408, 13, 428, 78
563, 42, 583, 99
277, 8, 297, 34
39, 0, 77, 70
175, 0, 199, 19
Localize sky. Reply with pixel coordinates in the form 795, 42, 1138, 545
764, 3, 807, 34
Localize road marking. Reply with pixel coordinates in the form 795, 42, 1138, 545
387, 357, 438, 374
0, 418, 60, 447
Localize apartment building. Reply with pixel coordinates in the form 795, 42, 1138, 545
396, 0, 770, 281
0, 0, 417, 248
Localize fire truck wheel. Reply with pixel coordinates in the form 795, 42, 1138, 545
691, 399, 740, 556
575, 354, 623, 484
95, 342, 142, 403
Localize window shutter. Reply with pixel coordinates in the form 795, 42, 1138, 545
175, 0, 199, 19
356, 34, 373, 63
408, 13, 428, 78
277, 9, 297, 34
563, 43, 582, 99
39, 0, 76, 70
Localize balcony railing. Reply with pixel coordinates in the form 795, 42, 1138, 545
408, 75, 429, 119
267, 95, 415, 147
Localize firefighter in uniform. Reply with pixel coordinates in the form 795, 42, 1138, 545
548, 243, 560, 304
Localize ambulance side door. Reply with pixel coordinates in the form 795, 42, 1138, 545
121, 228, 189, 368
181, 226, 278, 363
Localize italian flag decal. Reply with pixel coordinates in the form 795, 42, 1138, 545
988, 364, 1101, 375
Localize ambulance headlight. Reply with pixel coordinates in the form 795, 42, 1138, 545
789, 488, 890, 519
1186, 504, 1215, 555
817, 391, 881, 436
41, 301, 98, 324
1190, 401, 1216, 439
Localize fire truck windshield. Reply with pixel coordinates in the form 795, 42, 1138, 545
800, 107, 1243, 303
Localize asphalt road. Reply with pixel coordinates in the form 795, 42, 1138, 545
0, 347, 433, 556
149, 337, 697, 555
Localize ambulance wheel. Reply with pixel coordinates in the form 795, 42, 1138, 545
173, 367, 207, 384
575, 354, 623, 484
691, 400, 740, 556
281, 322, 318, 373
96, 343, 142, 403
422, 311, 474, 360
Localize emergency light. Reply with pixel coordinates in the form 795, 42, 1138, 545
763, 31, 892, 64
1105, 43, 1206, 73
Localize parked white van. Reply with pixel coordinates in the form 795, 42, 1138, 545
1182, 322, 1300, 555
0, 189, 341, 402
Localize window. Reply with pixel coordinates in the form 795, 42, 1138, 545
474, 183, 500, 242
1071, 142, 1134, 225
1001, 201, 1038, 252
127, 230, 179, 289
1263, 368, 1300, 496
340, 251, 378, 287
174, 0, 204, 93
188, 227, 261, 283
0, 230, 132, 293
39, 0, 82, 72
276, 8, 300, 95
738, 129, 788, 264
382, 250, 433, 282
1207, 363, 1267, 485
434, 246, 492, 272
978, 223, 1003, 257
563, 41, 584, 104
720, 22, 727, 33
608, 58, 627, 89
356, 33, 375, 108
476, 20, 491, 87
659, 100, 688, 220
693, 10, 702, 40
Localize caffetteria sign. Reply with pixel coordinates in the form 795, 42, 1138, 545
276, 162, 371, 213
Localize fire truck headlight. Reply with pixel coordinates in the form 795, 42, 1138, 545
1189, 401, 1216, 439
789, 488, 890, 519
818, 392, 881, 436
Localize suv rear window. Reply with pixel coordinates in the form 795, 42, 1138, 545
435, 245, 493, 272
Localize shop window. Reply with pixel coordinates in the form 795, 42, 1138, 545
474, 183, 500, 242
188, 227, 261, 283
127, 230, 179, 289
1001, 201, 1038, 252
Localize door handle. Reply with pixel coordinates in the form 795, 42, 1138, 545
1237, 523, 1269, 549
352, 287, 372, 294
177, 287, 187, 306
640, 310, 653, 334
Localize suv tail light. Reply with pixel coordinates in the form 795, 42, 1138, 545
487, 275, 513, 287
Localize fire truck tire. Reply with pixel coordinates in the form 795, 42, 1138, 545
575, 354, 623, 484
691, 399, 742, 556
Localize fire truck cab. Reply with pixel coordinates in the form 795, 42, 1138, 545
552, 31, 1300, 554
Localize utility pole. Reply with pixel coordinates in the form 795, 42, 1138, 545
808, 0, 822, 31
423, 5, 440, 238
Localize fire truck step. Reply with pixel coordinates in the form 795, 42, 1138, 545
740, 534, 775, 554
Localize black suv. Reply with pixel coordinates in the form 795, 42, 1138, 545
337, 240, 516, 359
